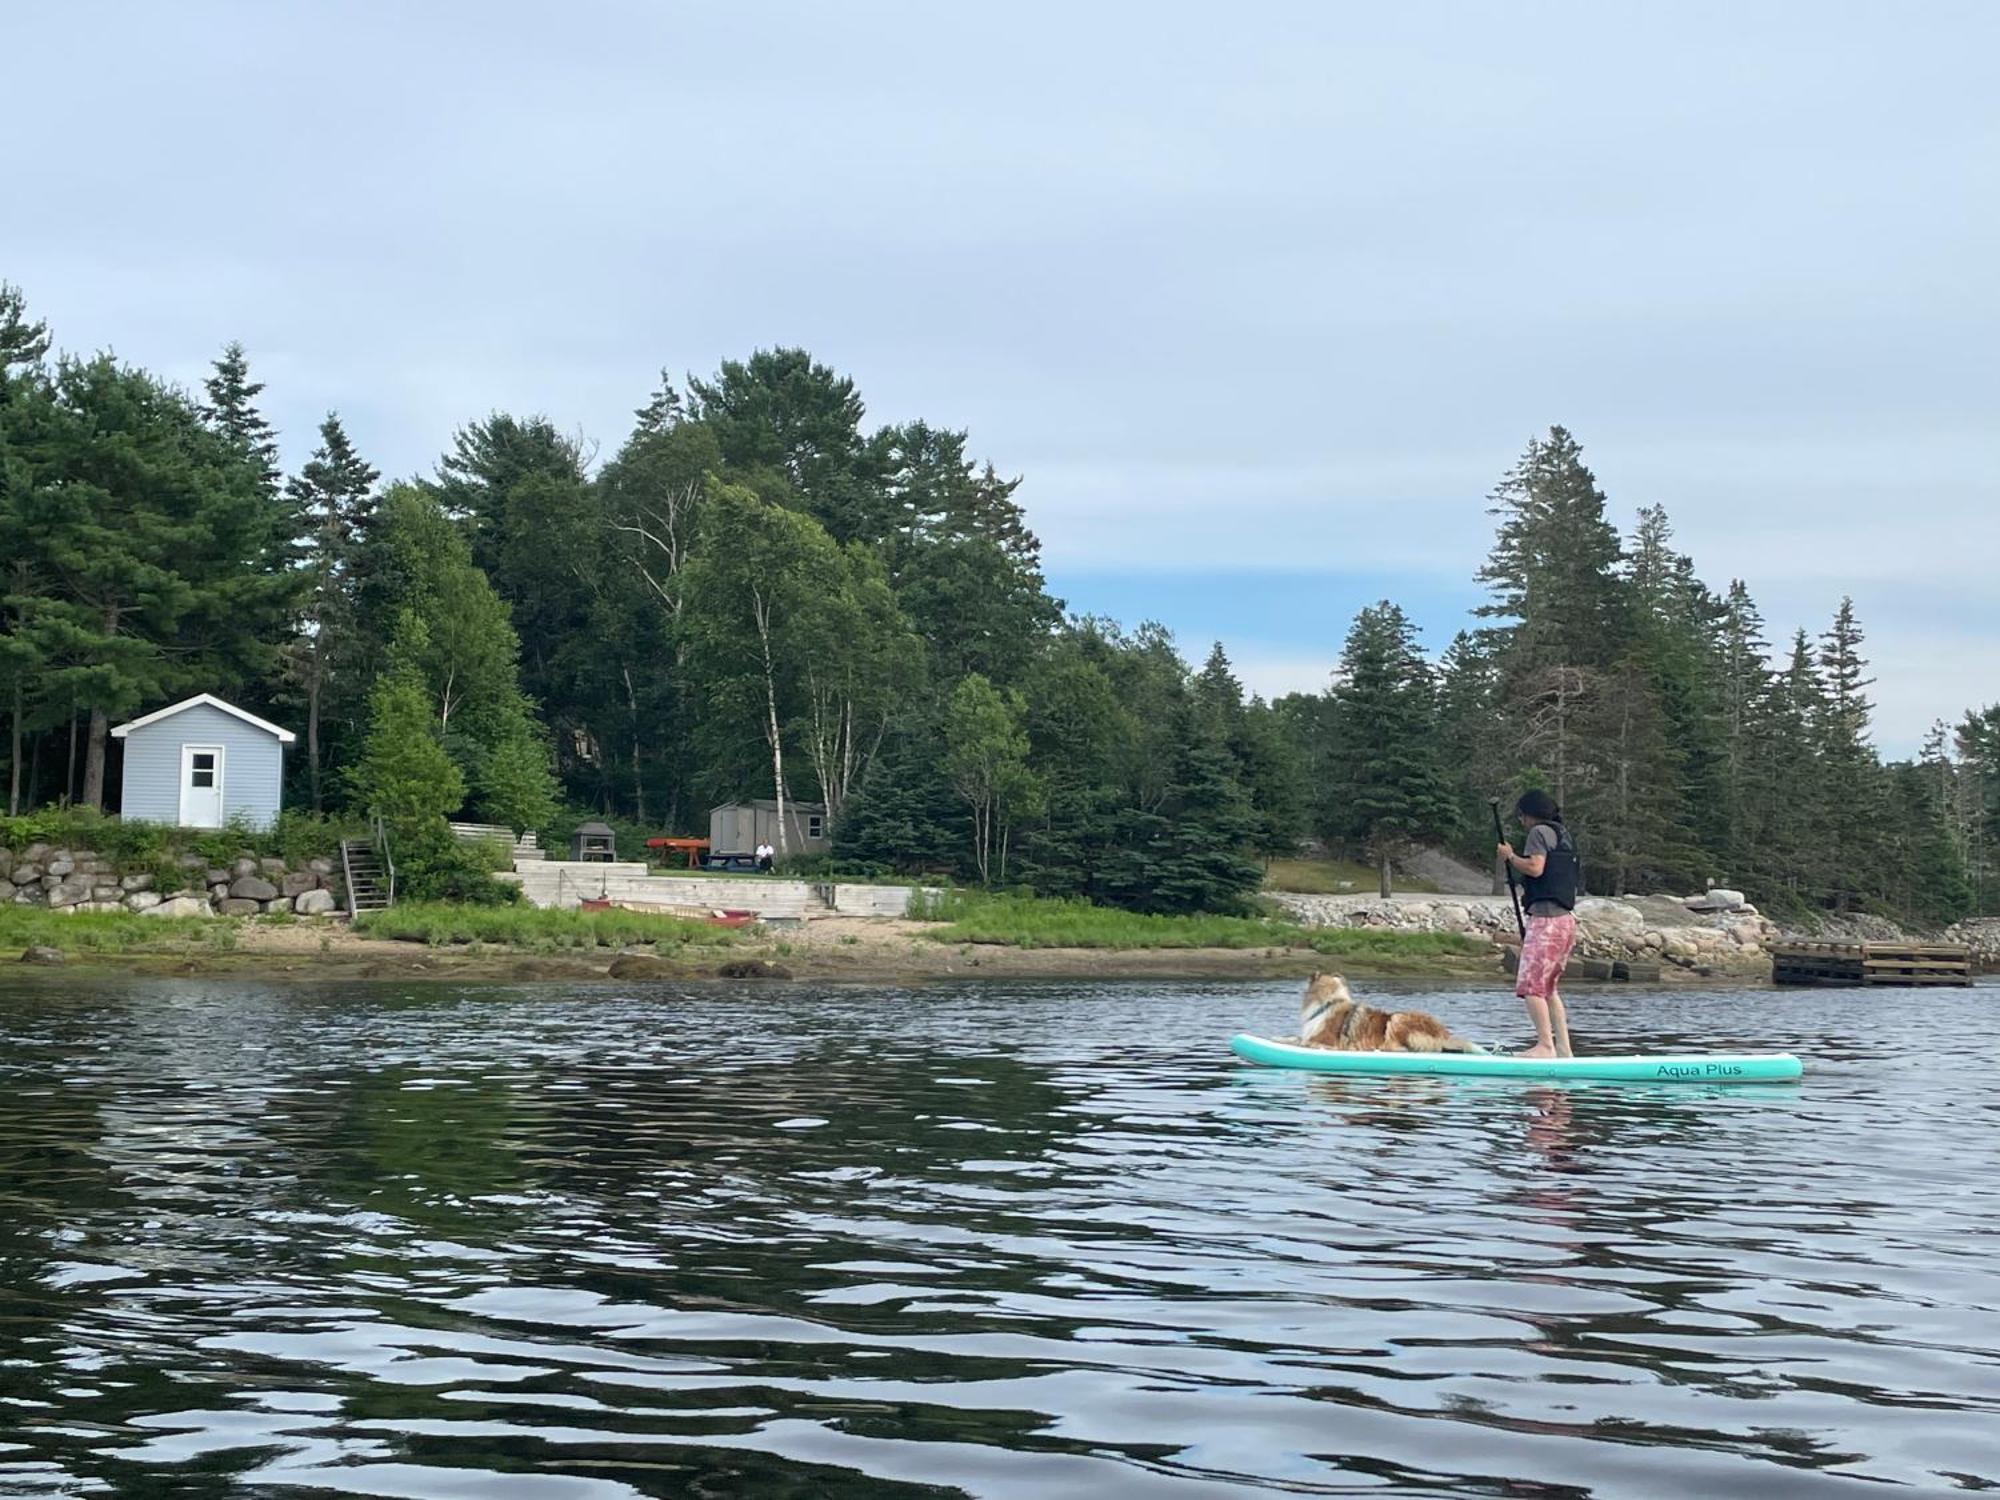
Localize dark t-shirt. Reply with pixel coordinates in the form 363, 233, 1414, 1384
1524, 822, 1567, 917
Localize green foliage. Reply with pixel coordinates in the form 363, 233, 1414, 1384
913, 890, 1485, 957
1, 349, 297, 808
6, 300, 1987, 932
355, 901, 739, 949
0, 906, 223, 955
349, 666, 465, 828
1325, 603, 1457, 877
0, 804, 352, 871
943, 673, 1039, 885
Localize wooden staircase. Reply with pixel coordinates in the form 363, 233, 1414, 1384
340, 838, 394, 914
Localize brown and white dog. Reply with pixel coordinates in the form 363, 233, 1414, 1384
1298, 972, 1485, 1054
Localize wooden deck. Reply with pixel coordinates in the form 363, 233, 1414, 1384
1770, 940, 1973, 987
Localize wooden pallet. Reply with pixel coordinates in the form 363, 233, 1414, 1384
1770, 940, 1972, 987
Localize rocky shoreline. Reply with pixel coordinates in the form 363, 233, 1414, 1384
1274, 891, 1782, 979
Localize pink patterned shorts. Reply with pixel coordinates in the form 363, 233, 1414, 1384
1516, 913, 1577, 998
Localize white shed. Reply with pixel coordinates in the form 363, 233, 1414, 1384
110, 694, 295, 830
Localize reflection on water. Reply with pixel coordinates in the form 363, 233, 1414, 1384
0, 977, 1995, 1496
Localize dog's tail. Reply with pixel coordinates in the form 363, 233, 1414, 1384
1441, 1034, 1488, 1055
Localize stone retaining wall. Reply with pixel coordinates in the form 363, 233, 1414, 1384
0, 843, 342, 918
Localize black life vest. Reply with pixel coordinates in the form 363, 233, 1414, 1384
1522, 823, 1580, 911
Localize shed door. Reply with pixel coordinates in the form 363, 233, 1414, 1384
179, 744, 226, 828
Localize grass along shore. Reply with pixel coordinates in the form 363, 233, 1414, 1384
916, 892, 1486, 959
353, 903, 742, 950
3, 892, 1498, 981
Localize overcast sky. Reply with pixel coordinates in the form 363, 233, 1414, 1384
10, 1, 1995, 753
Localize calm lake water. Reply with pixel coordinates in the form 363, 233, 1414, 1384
0, 976, 1994, 1498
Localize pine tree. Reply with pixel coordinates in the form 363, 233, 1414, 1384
11, 355, 296, 808
1099, 698, 1263, 915
286, 413, 379, 809
1476, 426, 1630, 674
202, 341, 281, 499
0, 283, 51, 390
1816, 598, 1879, 912
1326, 602, 1457, 895
1716, 580, 1771, 870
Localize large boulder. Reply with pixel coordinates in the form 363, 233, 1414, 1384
142, 895, 211, 919
45, 854, 74, 878
281, 871, 320, 898
216, 897, 261, 917
91, 885, 122, 903
0, 880, 13, 904
295, 888, 337, 916
125, 891, 163, 911
1576, 898, 1645, 937
119, 872, 156, 892
259, 857, 288, 877
20, 945, 65, 966
232, 857, 260, 878
11, 862, 42, 884
308, 857, 335, 876
209, 882, 230, 902
229, 875, 280, 902
20, 842, 52, 863
1685, 888, 1747, 912
46, 881, 89, 910
262, 897, 295, 915
206, 867, 232, 887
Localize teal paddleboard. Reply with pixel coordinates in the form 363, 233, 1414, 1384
1230, 1033, 1802, 1083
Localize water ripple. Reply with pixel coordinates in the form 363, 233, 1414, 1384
0, 976, 1995, 1496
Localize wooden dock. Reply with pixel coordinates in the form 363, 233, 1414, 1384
1770, 940, 1973, 987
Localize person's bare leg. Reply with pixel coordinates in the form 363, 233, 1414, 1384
1518, 994, 1557, 1058
1549, 993, 1574, 1058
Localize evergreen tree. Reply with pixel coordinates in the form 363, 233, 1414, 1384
286, 413, 379, 809
1325, 603, 1458, 895
9, 355, 295, 808
202, 341, 281, 499
1816, 597, 1879, 912
1476, 425, 1630, 673
1716, 580, 1771, 870
686, 348, 893, 545
1432, 631, 1501, 852
835, 715, 965, 874
0, 283, 51, 389
1099, 699, 1263, 915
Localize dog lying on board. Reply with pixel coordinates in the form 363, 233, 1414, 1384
1298, 972, 1486, 1054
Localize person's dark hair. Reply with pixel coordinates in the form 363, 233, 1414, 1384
1516, 789, 1561, 822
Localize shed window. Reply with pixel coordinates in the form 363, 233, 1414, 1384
806, 814, 824, 840
190, 753, 216, 787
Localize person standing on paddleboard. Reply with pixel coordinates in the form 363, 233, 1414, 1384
1498, 790, 1580, 1059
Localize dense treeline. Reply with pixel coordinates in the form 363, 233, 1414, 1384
1, 283, 1993, 921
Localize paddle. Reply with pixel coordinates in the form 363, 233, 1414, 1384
1490, 797, 1526, 938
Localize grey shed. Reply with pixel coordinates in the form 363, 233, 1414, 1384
110, 694, 295, 830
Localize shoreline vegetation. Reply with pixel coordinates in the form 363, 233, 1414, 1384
0, 894, 1578, 986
